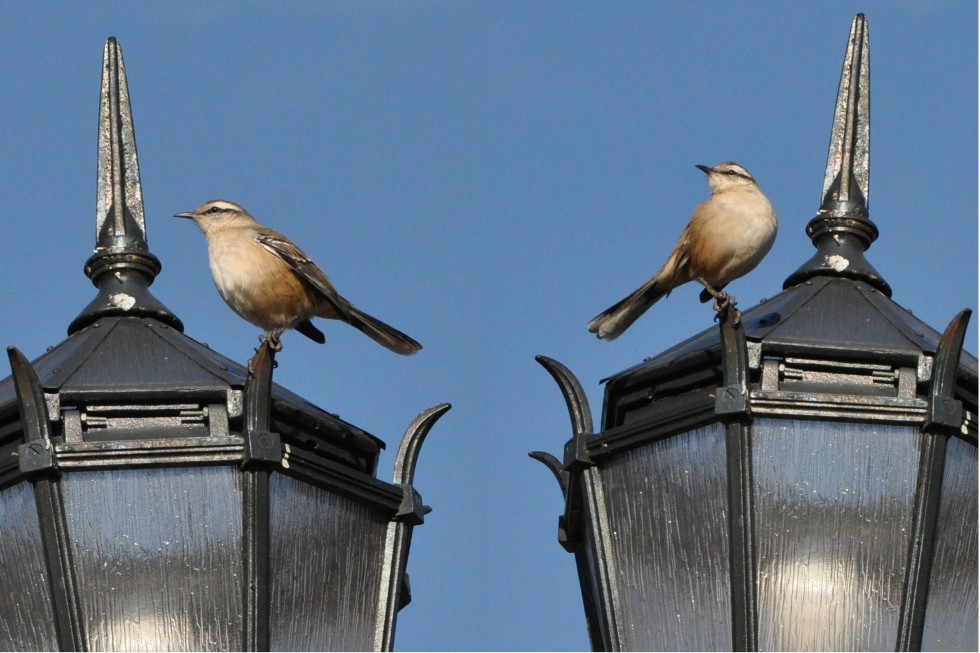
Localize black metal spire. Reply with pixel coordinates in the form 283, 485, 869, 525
68, 37, 182, 334
785, 14, 891, 296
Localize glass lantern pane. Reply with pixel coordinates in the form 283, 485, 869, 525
268, 473, 390, 652
598, 423, 732, 651
921, 435, 978, 651
753, 419, 918, 651
0, 482, 58, 650
61, 466, 244, 651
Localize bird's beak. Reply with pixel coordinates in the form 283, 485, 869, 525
695, 164, 712, 175
174, 212, 195, 220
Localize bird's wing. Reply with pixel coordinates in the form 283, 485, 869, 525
255, 230, 354, 323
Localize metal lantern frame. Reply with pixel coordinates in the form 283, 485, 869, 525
0, 38, 447, 652
533, 14, 977, 653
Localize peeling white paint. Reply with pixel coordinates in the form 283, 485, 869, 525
109, 293, 136, 310
825, 255, 849, 272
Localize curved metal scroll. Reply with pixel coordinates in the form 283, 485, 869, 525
898, 308, 972, 652
535, 355, 594, 439
392, 402, 451, 524
528, 451, 567, 499
375, 402, 451, 651
393, 402, 451, 490
924, 308, 971, 433
533, 354, 622, 651
535, 355, 596, 475
8, 346, 56, 473
8, 346, 85, 650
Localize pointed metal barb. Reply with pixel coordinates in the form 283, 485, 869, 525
528, 451, 568, 498
393, 402, 451, 524
243, 341, 283, 465
535, 355, 595, 473
785, 14, 890, 295
375, 403, 450, 650
923, 308, 971, 433
535, 355, 594, 442
8, 346, 57, 474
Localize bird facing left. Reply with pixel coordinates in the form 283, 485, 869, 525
175, 199, 422, 355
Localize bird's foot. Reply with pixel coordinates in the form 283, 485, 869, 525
712, 292, 734, 311
711, 294, 742, 325
259, 330, 285, 352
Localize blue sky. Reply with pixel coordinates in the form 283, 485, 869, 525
0, 3, 975, 651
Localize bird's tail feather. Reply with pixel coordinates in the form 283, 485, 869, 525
349, 307, 422, 355
588, 276, 668, 340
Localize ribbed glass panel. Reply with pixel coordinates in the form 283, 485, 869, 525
0, 482, 58, 650
598, 424, 732, 651
921, 435, 978, 651
62, 467, 244, 651
753, 419, 918, 651
269, 473, 389, 651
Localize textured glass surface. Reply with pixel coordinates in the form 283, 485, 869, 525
598, 424, 732, 651
269, 473, 390, 651
921, 435, 978, 651
0, 483, 58, 650
62, 467, 244, 651
754, 419, 918, 651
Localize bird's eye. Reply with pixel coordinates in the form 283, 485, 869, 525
726, 170, 737, 176
207, 207, 222, 214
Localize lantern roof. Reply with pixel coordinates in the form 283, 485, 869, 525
0, 316, 385, 470
604, 275, 978, 397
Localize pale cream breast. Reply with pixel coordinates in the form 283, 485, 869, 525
685, 189, 777, 286
205, 227, 316, 329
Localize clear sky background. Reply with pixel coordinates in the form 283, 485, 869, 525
0, 3, 975, 651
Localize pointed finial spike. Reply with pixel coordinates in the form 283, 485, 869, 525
819, 13, 870, 217
783, 14, 890, 296
95, 37, 147, 254
70, 38, 183, 334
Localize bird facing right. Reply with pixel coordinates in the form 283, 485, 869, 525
588, 161, 777, 340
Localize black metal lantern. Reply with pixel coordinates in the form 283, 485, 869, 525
533, 15, 977, 652
0, 38, 447, 652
